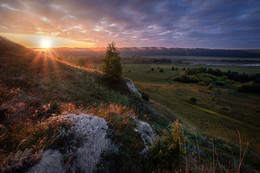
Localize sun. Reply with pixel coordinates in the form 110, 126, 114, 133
41, 39, 51, 48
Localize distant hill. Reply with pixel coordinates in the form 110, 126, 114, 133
51, 47, 260, 58
119, 47, 260, 58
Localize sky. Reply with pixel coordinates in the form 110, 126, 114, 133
0, 0, 259, 48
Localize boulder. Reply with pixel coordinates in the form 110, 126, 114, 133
28, 113, 110, 173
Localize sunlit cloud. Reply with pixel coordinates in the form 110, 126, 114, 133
0, 33, 95, 48
0, 0, 259, 48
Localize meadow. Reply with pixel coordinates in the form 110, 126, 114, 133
122, 61, 260, 155
44, 50, 260, 155
1, 37, 259, 171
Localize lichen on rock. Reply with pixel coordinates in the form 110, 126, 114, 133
27, 150, 64, 173
27, 113, 110, 173
131, 116, 155, 155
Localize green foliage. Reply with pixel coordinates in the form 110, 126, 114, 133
102, 42, 122, 81
215, 80, 226, 86
159, 68, 164, 73
174, 74, 200, 83
150, 121, 182, 170
237, 81, 260, 93
91, 104, 145, 172
151, 67, 154, 71
171, 66, 175, 71
185, 67, 260, 84
196, 73, 216, 84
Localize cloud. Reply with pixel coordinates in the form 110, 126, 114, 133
0, 0, 259, 48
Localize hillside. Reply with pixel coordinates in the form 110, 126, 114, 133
0, 38, 259, 172
0, 37, 176, 172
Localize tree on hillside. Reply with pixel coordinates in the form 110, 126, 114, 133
102, 42, 122, 81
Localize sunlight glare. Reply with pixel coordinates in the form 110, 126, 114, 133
41, 39, 51, 48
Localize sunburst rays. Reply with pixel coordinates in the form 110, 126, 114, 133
29, 48, 102, 82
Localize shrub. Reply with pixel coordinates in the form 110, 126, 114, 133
151, 68, 154, 72
102, 42, 122, 81
215, 80, 225, 86
196, 73, 216, 84
174, 74, 200, 83
150, 121, 181, 170
237, 81, 260, 93
171, 66, 175, 71
159, 68, 164, 73
88, 104, 145, 172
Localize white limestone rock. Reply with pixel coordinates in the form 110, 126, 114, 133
132, 117, 155, 155
27, 150, 65, 173
125, 79, 142, 97
28, 113, 110, 173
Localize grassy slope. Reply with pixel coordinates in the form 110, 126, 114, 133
1, 38, 259, 171
123, 64, 260, 154
0, 38, 181, 172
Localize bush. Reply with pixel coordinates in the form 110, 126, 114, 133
151, 68, 154, 72
171, 66, 175, 71
150, 121, 182, 170
215, 80, 225, 86
174, 74, 200, 83
102, 42, 122, 81
196, 73, 216, 84
237, 81, 260, 93
159, 68, 164, 73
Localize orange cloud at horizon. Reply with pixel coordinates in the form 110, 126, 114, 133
0, 33, 96, 48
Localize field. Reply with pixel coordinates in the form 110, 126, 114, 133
1, 37, 259, 171
44, 51, 260, 154
122, 61, 260, 154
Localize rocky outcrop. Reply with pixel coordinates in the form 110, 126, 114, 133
132, 117, 155, 155
27, 150, 64, 173
27, 113, 110, 173
125, 78, 142, 97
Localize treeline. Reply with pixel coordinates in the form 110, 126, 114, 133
119, 47, 260, 58
52, 47, 260, 58
185, 67, 260, 84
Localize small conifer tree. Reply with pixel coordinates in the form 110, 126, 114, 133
102, 42, 122, 81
